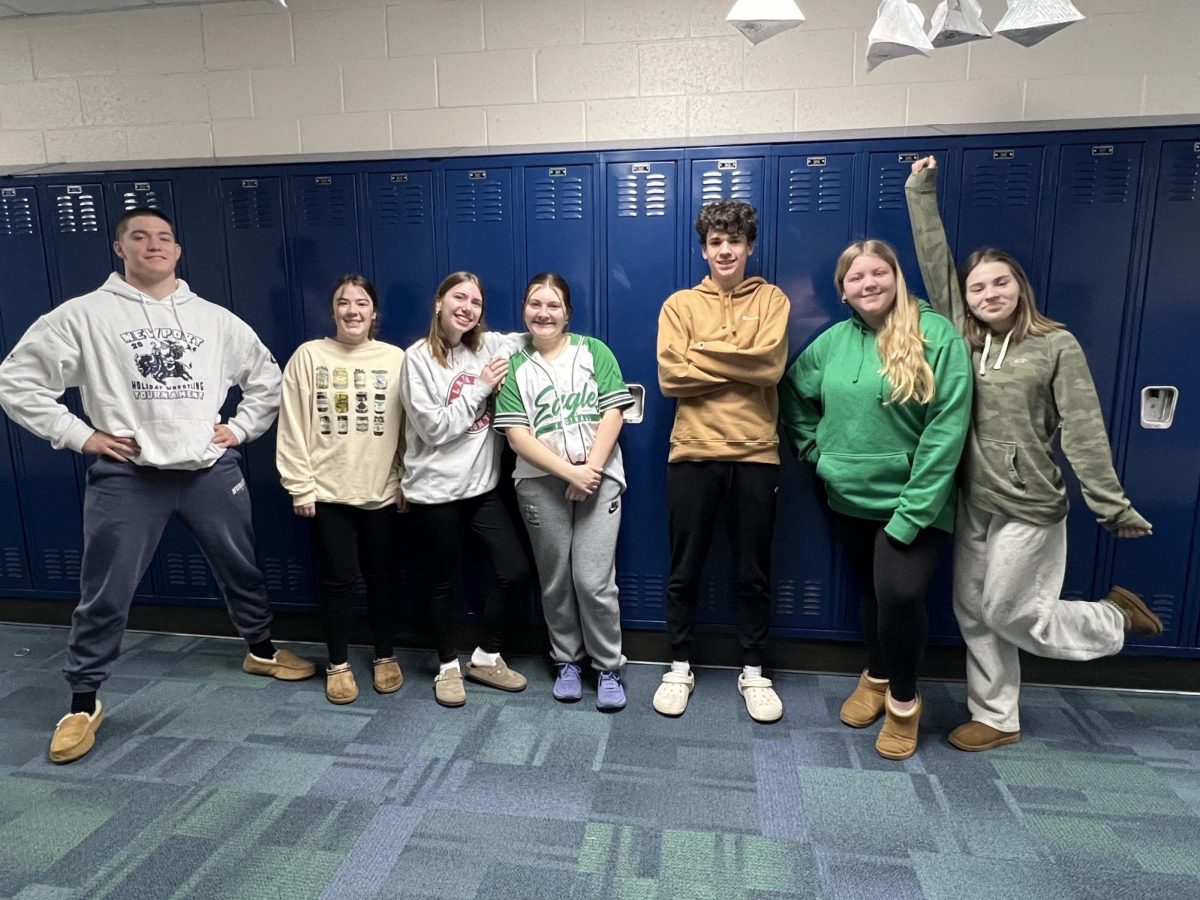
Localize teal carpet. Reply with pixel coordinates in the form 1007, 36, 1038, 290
1, 623, 1198, 899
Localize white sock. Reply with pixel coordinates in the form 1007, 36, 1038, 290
742, 665, 762, 679
439, 659, 461, 676
670, 660, 690, 675
470, 647, 500, 668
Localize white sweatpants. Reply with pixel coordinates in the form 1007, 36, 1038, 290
953, 498, 1125, 732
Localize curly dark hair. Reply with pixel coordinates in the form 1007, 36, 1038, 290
694, 199, 758, 245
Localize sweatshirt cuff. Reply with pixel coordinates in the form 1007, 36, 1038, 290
1108, 507, 1152, 533
905, 169, 936, 192
61, 420, 97, 454
884, 514, 919, 545
293, 490, 317, 507
224, 420, 248, 444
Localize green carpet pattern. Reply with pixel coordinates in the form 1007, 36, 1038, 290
1, 623, 1198, 899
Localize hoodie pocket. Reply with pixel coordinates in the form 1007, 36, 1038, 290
815, 451, 911, 512
969, 437, 1024, 492
136, 418, 221, 468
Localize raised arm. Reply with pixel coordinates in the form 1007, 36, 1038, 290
905, 157, 966, 331
683, 286, 791, 387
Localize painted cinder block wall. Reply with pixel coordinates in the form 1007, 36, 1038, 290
0, 0, 1197, 166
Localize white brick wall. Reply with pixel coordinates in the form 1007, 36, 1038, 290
0, 0, 1194, 166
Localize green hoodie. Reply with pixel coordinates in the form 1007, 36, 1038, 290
779, 304, 973, 544
905, 166, 1151, 531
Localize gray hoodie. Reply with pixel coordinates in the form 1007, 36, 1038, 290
0, 273, 281, 470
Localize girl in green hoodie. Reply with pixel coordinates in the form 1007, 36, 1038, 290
780, 239, 973, 761
904, 156, 1161, 754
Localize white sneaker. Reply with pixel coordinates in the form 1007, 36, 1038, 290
652, 670, 694, 717
738, 673, 783, 723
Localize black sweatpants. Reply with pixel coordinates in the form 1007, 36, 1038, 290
407, 489, 531, 664
310, 502, 398, 664
665, 461, 778, 667
831, 512, 949, 703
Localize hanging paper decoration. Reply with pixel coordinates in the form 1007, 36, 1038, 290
928, 0, 991, 48
726, 0, 806, 46
867, 0, 934, 71
994, 0, 1084, 47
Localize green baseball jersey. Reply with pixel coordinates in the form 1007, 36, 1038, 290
495, 334, 634, 489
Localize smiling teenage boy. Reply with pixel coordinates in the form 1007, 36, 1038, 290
0, 207, 315, 764
654, 200, 791, 723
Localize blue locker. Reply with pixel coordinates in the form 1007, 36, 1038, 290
219, 175, 310, 607
43, 183, 113, 302
366, 170, 438, 347
443, 165, 518, 330
524, 163, 596, 336
1109, 139, 1200, 648
1042, 141, 1144, 599
0, 183, 87, 595
604, 158, 680, 627
772, 152, 857, 635
688, 155, 766, 286
865, 146, 951, 298
289, 172, 363, 340
954, 146, 1046, 276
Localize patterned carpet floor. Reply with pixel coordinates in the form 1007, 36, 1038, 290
1, 622, 1198, 900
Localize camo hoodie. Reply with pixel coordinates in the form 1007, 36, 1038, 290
0, 272, 281, 470
905, 167, 1150, 530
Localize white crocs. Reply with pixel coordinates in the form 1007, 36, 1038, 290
738, 673, 783, 723
652, 669, 695, 717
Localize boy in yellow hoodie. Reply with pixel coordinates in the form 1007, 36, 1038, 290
654, 200, 791, 723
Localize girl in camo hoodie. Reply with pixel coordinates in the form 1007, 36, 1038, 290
904, 155, 1161, 754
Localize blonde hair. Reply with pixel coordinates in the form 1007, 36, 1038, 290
426, 272, 486, 368
959, 248, 1062, 350
835, 240, 936, 406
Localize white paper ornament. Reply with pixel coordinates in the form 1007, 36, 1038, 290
867, 0, 934, 71
928, 0, 991, 48
727, 0, 806, 46
995, 0, 1084, 48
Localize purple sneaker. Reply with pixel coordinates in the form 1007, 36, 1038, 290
596, 670, 626, 711
553, 662, 582, 702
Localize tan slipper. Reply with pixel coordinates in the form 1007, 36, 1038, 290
840, 670, 888, 728
373, 657, 404, 694
325, 663, 359, 705
49, 700, 104, 764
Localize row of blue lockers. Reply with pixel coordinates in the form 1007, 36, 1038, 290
0, 122, 1198, 656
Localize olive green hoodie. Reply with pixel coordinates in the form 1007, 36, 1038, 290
905, 166, 1151, 531
779, 304, 973, 544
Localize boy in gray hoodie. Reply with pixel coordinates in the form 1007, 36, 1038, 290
0, 208, 315, 764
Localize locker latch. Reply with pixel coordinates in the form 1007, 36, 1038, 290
717, 160, 738, 170
1140, 386, 1178, 429
993, 150, 1015, 160
548, 167, 567, 177
898, 153, 920, 163
807, 156, 826, 167
1092, 145, 1115, 156
622, 384, 645, 424
468, 171, 487, 180
391, 174, 409, 182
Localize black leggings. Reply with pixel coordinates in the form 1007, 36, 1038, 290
407, 489, 531, 663
831, 512, 948, 702
311, 503, 398, 664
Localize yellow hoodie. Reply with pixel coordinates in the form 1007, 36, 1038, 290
657, 276, 790, 463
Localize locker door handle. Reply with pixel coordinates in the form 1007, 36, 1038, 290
1140, 386, 1178, 429
623, 384, 645, 424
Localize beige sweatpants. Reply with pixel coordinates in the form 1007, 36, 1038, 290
952, 498, 1125, 732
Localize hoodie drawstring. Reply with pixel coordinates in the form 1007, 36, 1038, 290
978, 329, 1013, 377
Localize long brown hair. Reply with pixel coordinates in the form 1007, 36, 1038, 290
835, 240, 936, 406
426, 271, 486, 368
958, 248, 1062, 350
330, 273, 380, 340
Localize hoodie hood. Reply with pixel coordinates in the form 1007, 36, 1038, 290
101, 271, 198, 306
695, 275, 767, 336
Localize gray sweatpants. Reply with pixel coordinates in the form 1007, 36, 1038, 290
66, 450, 274, 691
516, 475, 625, 671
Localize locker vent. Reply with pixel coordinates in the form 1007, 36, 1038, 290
613, 171, 667, 218
3, 547, 23, 581
532, 175, 585, 221
42, 548, 81, 583
120, 188, 161, 211
166, 551, 212, 588
775, 578, 795, 616
785, 167, 844, 214
227, 184, 276, 231
1150, 594, 1174, 631
617, 573, 664, 610
700, 167, 754, 204
373, 181, 428, 227
0, 193, 35, 237
299, 182, 353, 229
263, 556, 305, 595
1166, 155, 1199, 202
54, 190, 101, 234
453, 179, 506, 224
1067, 157, 1133, 204
875, 165, 908, 210
965, 161, 1035, 208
